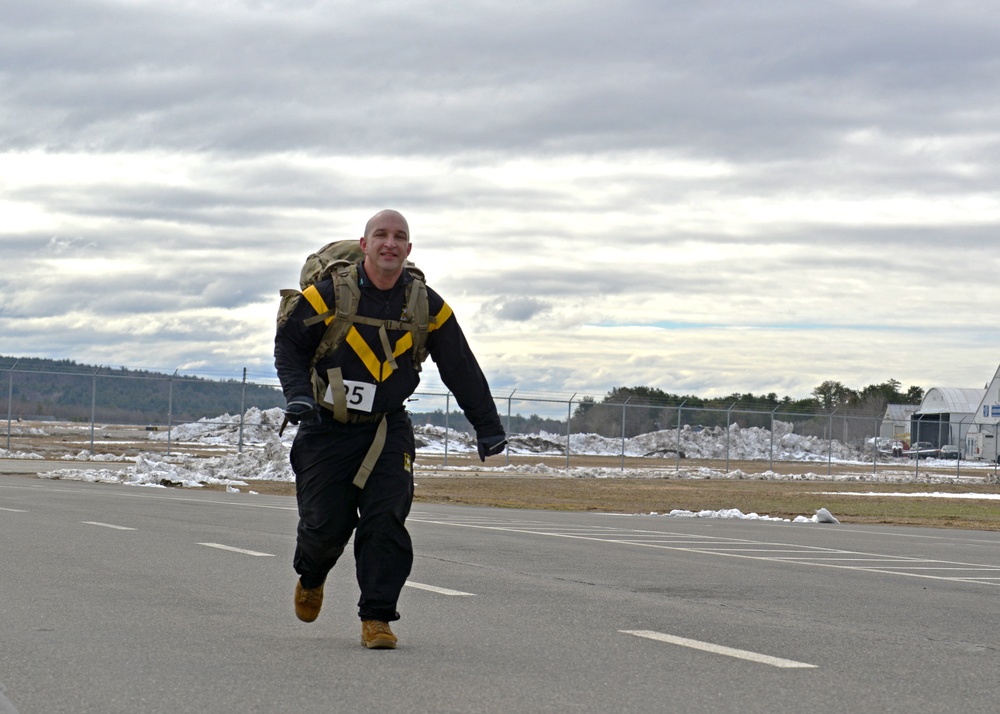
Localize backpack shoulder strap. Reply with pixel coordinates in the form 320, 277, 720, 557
405, 272, 430, 370
310, 263, 360, 367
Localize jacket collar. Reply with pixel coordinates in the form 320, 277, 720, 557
357, 260, 410, 290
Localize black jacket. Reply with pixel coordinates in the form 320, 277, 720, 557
274, 263, 504, 438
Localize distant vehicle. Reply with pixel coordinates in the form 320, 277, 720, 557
874, 438, 906, 457
906, 442, 939, 459
939, 444, 961, 460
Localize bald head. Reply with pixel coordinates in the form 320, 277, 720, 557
360, 209, 412, 289
364, 209, 409, 239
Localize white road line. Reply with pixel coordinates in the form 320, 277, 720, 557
767, 557, 925, 562
0, 507, 27, 512
864, 566, 1000, 571
621, 630, 817, 669
82, 521, 136, 530
409, 517, 1000, 586
405, 581, 475, 596
198, 542, 274, 557
688, 548, 823, 553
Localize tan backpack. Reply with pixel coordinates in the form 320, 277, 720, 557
277, 240, 430, 417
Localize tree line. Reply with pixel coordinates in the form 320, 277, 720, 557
2, 356, 922, 440
569, 380, 924, 439
1, 356, 284, 424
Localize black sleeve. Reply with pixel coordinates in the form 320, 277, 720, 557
273, 284, 332, 402
427, 293, 505, 438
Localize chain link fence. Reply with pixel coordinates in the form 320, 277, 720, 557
2, 363, 996, 479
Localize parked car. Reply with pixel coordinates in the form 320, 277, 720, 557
939, 444, 961, 460
874, 438, 906, 457
906, 442, 939, 459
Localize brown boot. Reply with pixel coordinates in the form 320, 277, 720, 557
294, 580, 324, 622
360, 620, 397, 649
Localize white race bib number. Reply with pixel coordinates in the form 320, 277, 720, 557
325, 380, 377, 413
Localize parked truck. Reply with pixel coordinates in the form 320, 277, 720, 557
966, 428, 999, 463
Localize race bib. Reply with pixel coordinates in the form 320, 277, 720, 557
324, 379, 377, 413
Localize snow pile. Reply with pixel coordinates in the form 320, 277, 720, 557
147, 406, 287, 445
417, 420, 862, 462
636, 506, 841, 524
40, 417, 294, 489
0, 448, 43, 459
132, 409, 859, 463
650, 508, 793, 522
60, 451, 133, 462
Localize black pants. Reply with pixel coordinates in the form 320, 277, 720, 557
290, 410, 415, 622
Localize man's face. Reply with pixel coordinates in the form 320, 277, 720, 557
361, 212, 412, 277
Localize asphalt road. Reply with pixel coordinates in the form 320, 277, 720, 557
2, 474, 1000, 713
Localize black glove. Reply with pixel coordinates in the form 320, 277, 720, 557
477, 433, 508, 462
284, 396, 320, 427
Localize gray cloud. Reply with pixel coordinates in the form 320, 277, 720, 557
3, 0, 1000, 399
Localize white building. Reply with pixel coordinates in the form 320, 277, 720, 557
879, 404, 918, 441
910, 387, 985, 450
965, 363, 1000, 462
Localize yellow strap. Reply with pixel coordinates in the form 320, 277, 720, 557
352, 416, 387, 489
344, 326, 416, 383
345, 327, 383, 381
429, 301, 452, 332
302, 285, 334, 326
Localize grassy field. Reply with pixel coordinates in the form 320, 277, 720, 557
411, 477, 1000, 531
19, 465, 1000, 531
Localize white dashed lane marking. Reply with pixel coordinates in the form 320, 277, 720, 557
198, 542, 275, 557
82, 521, 136, 531
405, 581, 476, 596
621, 630, 817, 669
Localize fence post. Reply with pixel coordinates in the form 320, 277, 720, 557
725, 402, 735, 473
6, 360, 18, 451
620, 397, 631, 471
956, 415, 969, 479
566, 394, 576, 469
167, 369, 177, 456
827, 409, 836, 477
89, 366, 99, 455
443, 392, 450, 467
238, 368, 247, 454
873, 415, 879, 478
676, 401, 686, 471
506, 389, 515, 467
995, 418, 999, 483
770, 406, 778, 472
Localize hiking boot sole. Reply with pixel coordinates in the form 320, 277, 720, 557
361, 635, 397, 650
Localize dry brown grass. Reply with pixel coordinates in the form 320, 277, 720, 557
238, 453, 1000, 531
411, 477, 1000, 531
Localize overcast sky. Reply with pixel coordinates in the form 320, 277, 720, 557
3, 0, 1000, 404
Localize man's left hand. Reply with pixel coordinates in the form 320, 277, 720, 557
477, 434, 508, 461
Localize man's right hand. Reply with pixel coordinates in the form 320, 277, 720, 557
284, 396, 321, 427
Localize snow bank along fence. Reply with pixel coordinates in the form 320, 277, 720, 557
0, 364, 984, 477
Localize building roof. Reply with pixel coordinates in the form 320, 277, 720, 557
884, 404, 918, 421
917, 388, 987, 415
